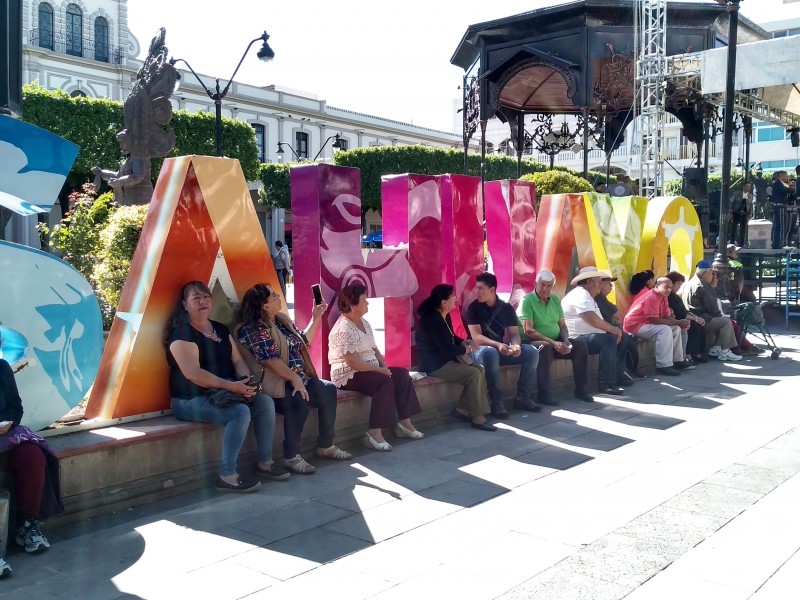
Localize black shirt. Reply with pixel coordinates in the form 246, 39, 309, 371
166, 320, 235, 398
0, 359, 24, 428
668, 292, 689, 319
593, 294, 619, 325
415, 311, 467, 373
465, 298, 518, 343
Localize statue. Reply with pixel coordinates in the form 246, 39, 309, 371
92, 28, 177, 205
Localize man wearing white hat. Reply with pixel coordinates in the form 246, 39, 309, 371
561, 267, 627, 395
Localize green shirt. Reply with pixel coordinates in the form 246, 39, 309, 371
517, 292, 563, 341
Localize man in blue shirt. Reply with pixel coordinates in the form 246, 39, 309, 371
465, 273, 541, 419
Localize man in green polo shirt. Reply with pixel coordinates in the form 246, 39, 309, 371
517, 270, 592, 404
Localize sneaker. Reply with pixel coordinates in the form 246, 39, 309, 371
674, 360, 696, 370
0, 556, 10, 578
718, 349, 743, 362
15, 519, 50, 553
708, 346, 722, 357
692, 354, 709, 364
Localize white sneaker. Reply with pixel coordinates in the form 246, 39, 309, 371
15, 519, 50, 553
708, 346, 722, 357
718, 349, 743, 362
0, 556, 11, 578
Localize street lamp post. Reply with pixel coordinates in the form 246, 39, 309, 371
716, 0, 742, 252
170, 31, 274, 157
312, 134, 343, 161
276, 142, 301, 162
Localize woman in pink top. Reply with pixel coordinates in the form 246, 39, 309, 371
328, 284, 423, 452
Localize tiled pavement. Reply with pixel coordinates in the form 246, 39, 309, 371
2, 331, 799, 599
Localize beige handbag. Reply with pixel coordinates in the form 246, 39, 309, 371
234, 313, 317, 399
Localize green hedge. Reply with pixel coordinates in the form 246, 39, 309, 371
259, 145, 606, 211
519, 171, 594, 206
21, 83, 260, 188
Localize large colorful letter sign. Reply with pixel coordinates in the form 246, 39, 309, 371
484, 179, 537, 305
86, 156, 283, 419
381, 173, 484, 367
638, 195, 704, 278
291, 164, 418, 376
0, 241, 103, 431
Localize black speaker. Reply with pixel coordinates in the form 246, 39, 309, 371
1, 0, 23, 118
682, 167, 708, 199
791, 128, 800, 148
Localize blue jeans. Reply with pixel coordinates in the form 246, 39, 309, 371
171, 392, 276, 477
573, 333, 626, 387
469, 344, 539, 405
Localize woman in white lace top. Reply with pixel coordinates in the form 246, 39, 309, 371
328, 284, 423, 451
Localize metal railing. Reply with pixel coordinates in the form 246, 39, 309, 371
28, 28, 124, 64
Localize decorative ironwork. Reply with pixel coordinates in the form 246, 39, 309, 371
28, 28, 124, 64
593, 44, 635, 116
526, 113, 581, 168
462, 76, 481, 148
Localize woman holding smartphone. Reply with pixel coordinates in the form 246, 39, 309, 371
0, 341, 64, 577
236, 283, 351, 475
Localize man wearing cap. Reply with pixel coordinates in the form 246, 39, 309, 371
679, 260, 742, 362
624, 277, 692, 376
517, 270, 592, 404
465, 272, 541, 419
560, 267, 627, 395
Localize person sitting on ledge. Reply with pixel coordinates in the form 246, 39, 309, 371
679, 262, 742, 362
517, 270, 592, 404
0, 346, 64, 578
561, 267, 627, 396
594, 274, 646, 382
165, 281, 285, 493
415, 284, 496, 431
464, 272, 540, 418
328, 284, 423, 452
628, 270, 655, 303
623, 277, 693, 377
666, 271, 707, 364
236, 283, 351, 475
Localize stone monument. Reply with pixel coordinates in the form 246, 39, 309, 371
93, 28, 177, 205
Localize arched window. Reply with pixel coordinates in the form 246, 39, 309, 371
251, 124, 265, 162
38, 3, 54, 50
66, 4, 83, 57
70, 90, 86, 98
94, 17, 109, 62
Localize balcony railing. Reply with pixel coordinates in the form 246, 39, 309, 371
28, 28, 124, 64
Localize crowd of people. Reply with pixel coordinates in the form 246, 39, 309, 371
162, 259, 761, 492
0, 259, 766, 575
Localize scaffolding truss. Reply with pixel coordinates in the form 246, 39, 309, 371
666, 52, 800, 130
636, 0, 668, 198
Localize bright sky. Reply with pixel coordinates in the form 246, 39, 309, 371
127, 0, 800, 134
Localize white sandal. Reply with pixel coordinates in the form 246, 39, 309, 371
285, 454, 316, 474
363, 433, 392, 452
315, 445, 353, 460
394, 423, 424, 440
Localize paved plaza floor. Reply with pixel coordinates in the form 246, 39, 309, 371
2, 314, 800, 598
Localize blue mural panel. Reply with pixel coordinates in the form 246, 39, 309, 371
0, 115, 79, 215
0, 241, 103, 430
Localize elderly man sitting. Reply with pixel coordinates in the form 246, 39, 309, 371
517, 270, 592, 404
623, 277, 693, 376
679, 260, 742, 362
561, 267, 627, 396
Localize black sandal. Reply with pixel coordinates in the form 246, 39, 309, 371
215, 477, 261, 493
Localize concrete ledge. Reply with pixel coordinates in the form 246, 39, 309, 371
44, 338, 656, 526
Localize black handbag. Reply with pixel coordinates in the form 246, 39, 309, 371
206, 388, 253, 408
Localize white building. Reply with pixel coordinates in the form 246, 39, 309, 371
20, 0, 474, 244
